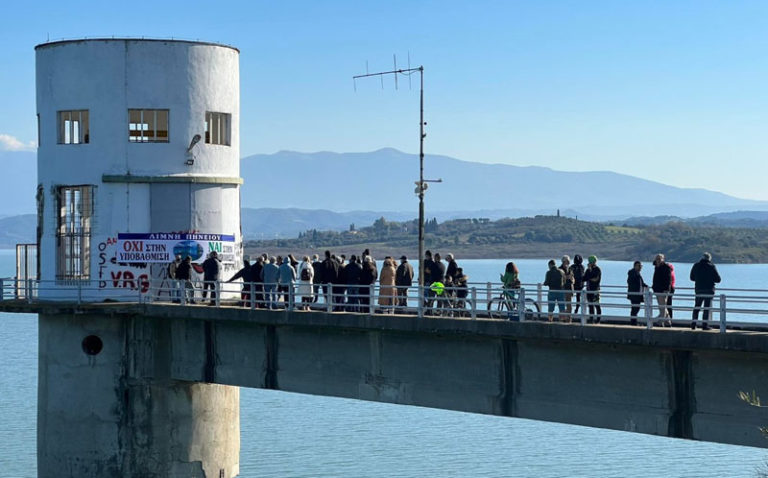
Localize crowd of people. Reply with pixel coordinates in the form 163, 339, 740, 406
535, 252, 721, 330
165, 248, 723, 330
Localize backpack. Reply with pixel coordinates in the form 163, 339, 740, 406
301, 267, 311, 281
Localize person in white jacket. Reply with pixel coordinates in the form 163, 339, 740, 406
297, 256, 315, 310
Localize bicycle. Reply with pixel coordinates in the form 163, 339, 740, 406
487, 289, 540, 320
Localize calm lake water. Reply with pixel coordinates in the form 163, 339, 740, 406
1, 250, 767, 477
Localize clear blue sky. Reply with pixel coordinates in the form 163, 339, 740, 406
1, 1, 767, 200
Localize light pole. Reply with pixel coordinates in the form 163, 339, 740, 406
353, 65, 435, 302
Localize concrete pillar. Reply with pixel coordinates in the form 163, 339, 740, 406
37, 313, 239, 477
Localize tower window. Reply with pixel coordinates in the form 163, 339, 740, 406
129, 109, 169, 143
56, 185, 93, 281
58, 110, 89, 144
205, 112, 231, 146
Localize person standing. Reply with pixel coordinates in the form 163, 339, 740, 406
454, 268, 469, 314
359, 256, 378, 310
202, 251, 222, 306
378, 257, 397, 313
175, 256, 195, 304
690, 252, 722, 330
570, 255, 586, 315
652, 253, 672, 326
168, 254, 182, 303
261, 256, 280, 309
311, 254, 322, 303
343, 255, 362, 312
667, 262, 676, 319
421, 250, 435, 308
445, 253, 459, 282
395, 255, 414, 312
583, 255, 602, 323
544, 259, 566, 322
250, 256, 265, 308
560, 255, 575, 321
626, 261, 648, 325
278, 257, 297, 308
320, 250, 340, 308
296, 256, 314, 310
226, 259, 253, 307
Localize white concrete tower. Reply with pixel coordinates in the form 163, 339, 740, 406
35, 39, 241, 477
36, 38, 242, 299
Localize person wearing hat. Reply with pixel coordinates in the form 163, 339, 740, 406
582, 255, 602, 323
395, 255, 414, 312
689, 252, 722, 330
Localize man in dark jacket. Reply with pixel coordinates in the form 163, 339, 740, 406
652, 253, 672, 326
359, 256, 378, 309
432, 253, 446, 284
250, 256, 265, 308
544, 259, 566, 322
583, 255, 602, 323
690, 252, 722, 330
421, 250, 435, 308
227, 259, 253, 307
395, 255, 414, 312
202, 251, 222, 305
175, 256, 195, 304
320, 250, 340, 307
570, 254, 585, 314
311, 254, 322, 303
627, 261, 648, 325
343, 255, 363, 312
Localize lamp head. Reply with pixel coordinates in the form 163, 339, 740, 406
187, 134, 202, 153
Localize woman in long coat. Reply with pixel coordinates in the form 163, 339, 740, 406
296, 256, 314, 310
378, 257, 397, 312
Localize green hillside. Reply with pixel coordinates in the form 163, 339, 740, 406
244, 215, 767, 263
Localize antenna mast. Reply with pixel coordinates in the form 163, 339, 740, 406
353, 60, 432, 316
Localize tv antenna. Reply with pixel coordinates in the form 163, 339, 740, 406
353, 55, 437, 312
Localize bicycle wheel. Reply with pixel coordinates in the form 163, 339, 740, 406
524, 298, 541, 321
487, 297, 508, 319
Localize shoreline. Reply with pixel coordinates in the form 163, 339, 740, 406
244, 241, 764, 265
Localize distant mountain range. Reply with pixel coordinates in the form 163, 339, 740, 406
4, 148, 768, 243
240, 149, 768, 217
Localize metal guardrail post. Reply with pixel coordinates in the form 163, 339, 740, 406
418, 285, 424, 318
486, 282, 492, 308
720, 293, 727, 334
519, 288, 526, 322
250, 282, 256, 310
644, 288, 653, 329
215, 281, 221, 307
537, 283, 543, 317
288, 283, 295, 311
180, 281, 187, 305
369, 284, 375, 315
327, 283, 333, 313
470, 287, 477, 319
580, 288, 587, 325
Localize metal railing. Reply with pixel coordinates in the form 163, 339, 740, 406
2, 276, 765, 333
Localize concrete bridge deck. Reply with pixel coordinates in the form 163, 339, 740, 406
5, 300, 768, 450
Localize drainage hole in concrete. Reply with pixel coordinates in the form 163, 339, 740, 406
82, 335, 103, 356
